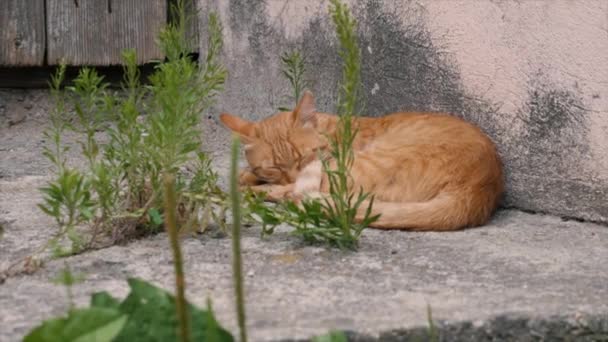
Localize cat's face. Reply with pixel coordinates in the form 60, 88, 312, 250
220, 91, 325, 185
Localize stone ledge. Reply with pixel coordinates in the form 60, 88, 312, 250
277, 313, 608, 342
1, 206, 607, 341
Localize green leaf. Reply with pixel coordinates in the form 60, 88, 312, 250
148, 208, 164, 227
37, 203, 58, 218
91, 291, 121, 310
203, 298, 232, 342
80, 207, 94, 221
111, 278, 234, 342
24, 307, 126, 342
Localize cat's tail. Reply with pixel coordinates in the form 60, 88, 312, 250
357, 191, 497, 231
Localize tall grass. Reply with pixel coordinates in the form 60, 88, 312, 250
279, 50, 308, 110
230, 136, 248, 342
36, 1, 228, 256
315, 0, 379, 249
163, 173, 191, 342
248, 0, 378, 249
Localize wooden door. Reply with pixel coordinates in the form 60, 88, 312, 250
0, 1, 46, 66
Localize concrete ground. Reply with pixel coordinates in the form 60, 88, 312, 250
1, 90, 608, 341
2, 186, 608, 341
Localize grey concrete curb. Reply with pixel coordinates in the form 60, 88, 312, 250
277, 314, 608, 341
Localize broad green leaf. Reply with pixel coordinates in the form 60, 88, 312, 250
91, 291, 121, 309
24, 307, 126, 342
111, 278, 234, 342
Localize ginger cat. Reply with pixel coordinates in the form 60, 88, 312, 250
220, 91, 503, 231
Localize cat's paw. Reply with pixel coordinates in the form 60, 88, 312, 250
239, 168, 262, 186
284, 191, 302, 204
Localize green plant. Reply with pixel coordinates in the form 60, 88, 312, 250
278, 50, 307, 110
242, 190, 281, 237
139, 2, 227, 222
246, 0, 378, 249
179, 152, 229, 235
427, 303, 439, 342
38, 168, 95, 256
38, 63, 90, 256
24, 278, 233, 342
245, 192, 368, 248
316, 0, 378, 249
103, 49, 147, 213
163, 172, 191, 342
37, 2, 228, 252
24, 307, 127, 342
230, 136, 248, 342
42, 62, 68, 171
68, 67, 109, 170
296, 199, 366, 248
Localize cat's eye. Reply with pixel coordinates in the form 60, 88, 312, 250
252, 165, 293, 185
252, 166, 282, 181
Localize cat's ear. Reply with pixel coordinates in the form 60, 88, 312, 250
292, 90, 317, 128
219, 113, 256, 144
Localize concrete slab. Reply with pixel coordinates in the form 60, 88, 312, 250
1, 169, 607, 341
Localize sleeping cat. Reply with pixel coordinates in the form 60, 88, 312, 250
220, 91, 503, 231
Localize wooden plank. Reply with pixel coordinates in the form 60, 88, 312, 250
46, 0, 167, 66
0, 1, 46, 66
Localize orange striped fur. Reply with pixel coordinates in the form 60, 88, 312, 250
220, 91, 504, 231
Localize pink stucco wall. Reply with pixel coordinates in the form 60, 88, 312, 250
199, 0, 608, 222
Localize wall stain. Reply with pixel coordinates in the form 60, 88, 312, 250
502, 73, 602, 220
228, 0, 281, 64
357, 1, 464, 116
515, 76, 591, 179
525, 88, 587, 141
228, 0, 266, 34
300, 1, 503, 132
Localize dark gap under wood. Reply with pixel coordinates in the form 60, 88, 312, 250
0, 64, 157, 89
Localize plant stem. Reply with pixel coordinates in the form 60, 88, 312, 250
66, 281, 74, 312
163, 172, 191, 342
230, 135, 248, 342
427, 303, 438, 342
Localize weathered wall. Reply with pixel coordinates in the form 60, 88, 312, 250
195, 0, 608, 223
